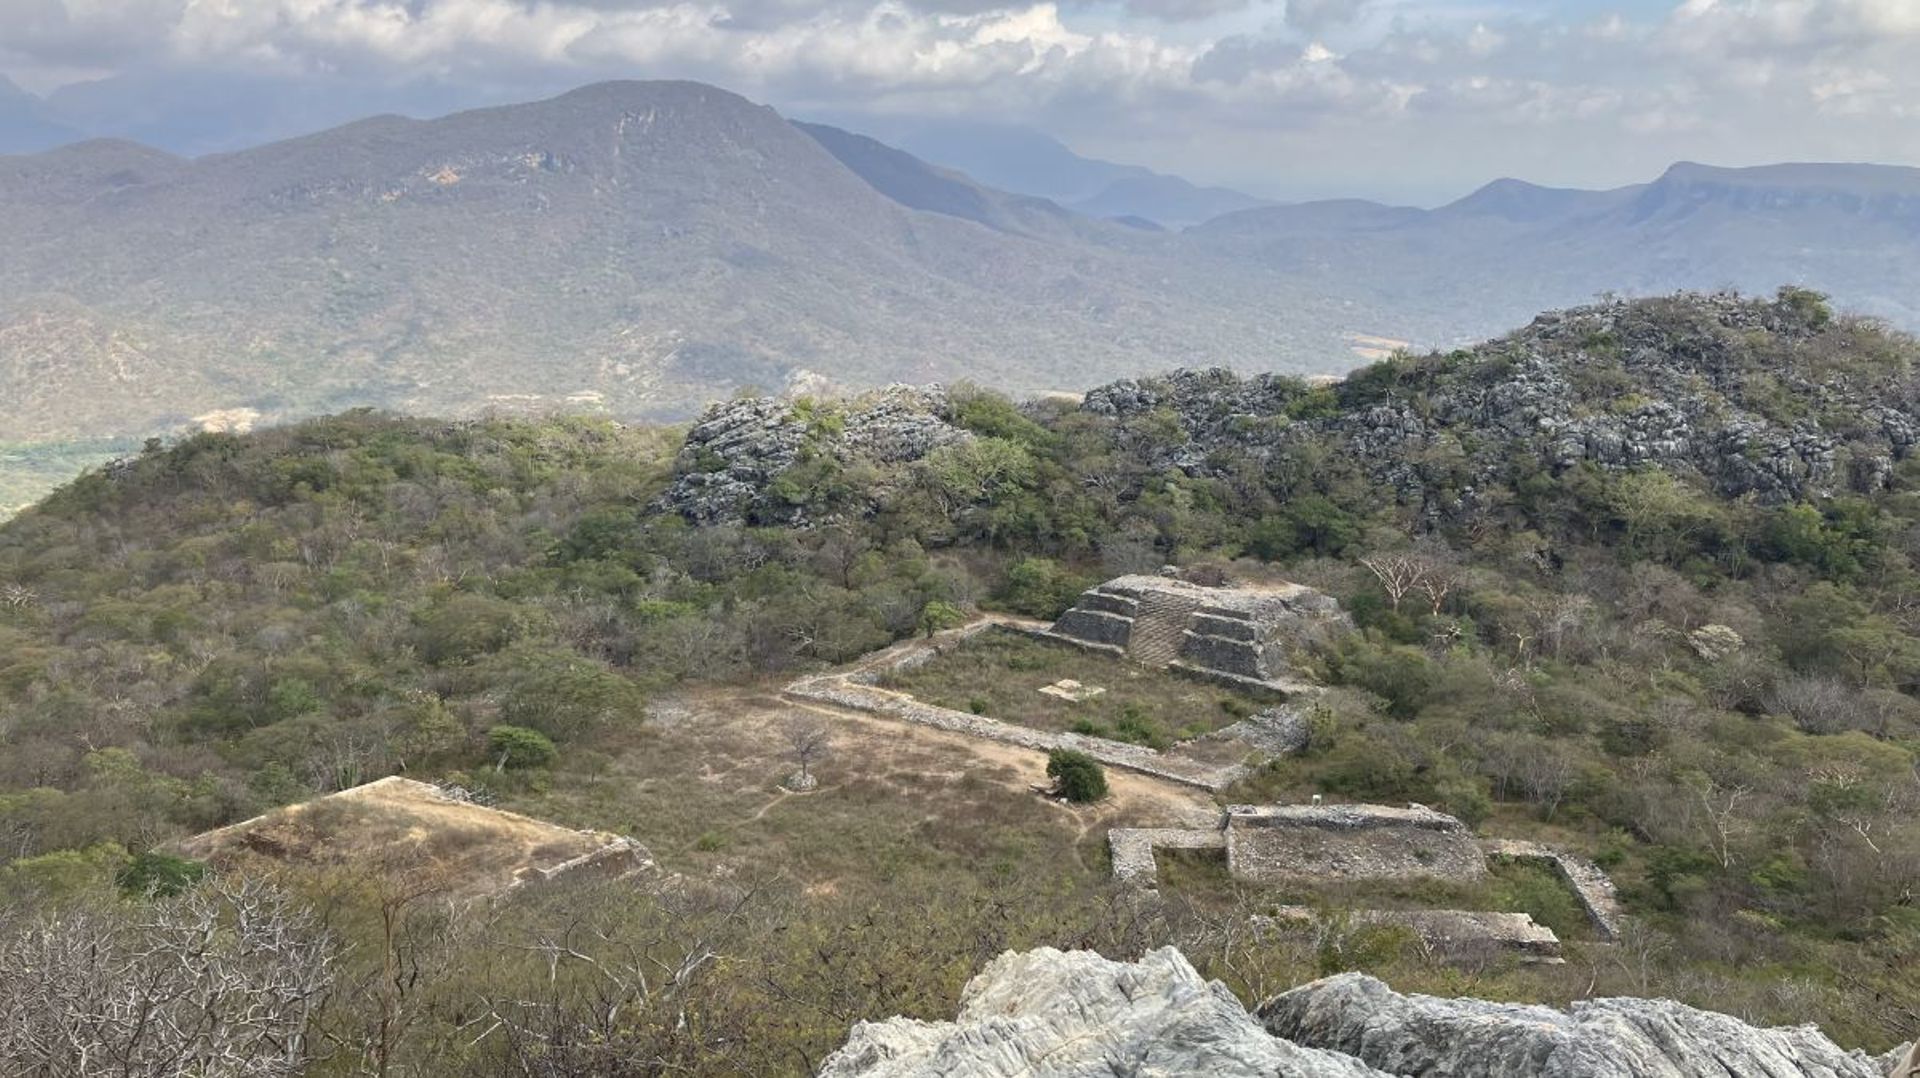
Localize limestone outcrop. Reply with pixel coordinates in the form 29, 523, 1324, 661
657, 385, 969, 525
1260, 972, 1890, 1078
1081, 293, 1919, 517
818, 947, 1387, 1078
821, 947, 1891, 1078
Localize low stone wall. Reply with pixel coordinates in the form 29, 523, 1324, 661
785, 674, 1251, 791
1257, 908, 1564, 964
519, 836, 657, 890
1109, 827, 1226, 888
1226, 804, 1489, 887
1480, 838, 1625, 942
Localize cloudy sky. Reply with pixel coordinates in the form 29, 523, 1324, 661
3, 0, 1918, 202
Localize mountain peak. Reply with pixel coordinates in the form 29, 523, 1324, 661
1438, 176, 1605, 222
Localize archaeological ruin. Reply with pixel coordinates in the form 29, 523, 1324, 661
173, 776, 656, 899
1041, 574, 1348, 692
1109, 802, 1625, 964
1224, 803, 1488, 887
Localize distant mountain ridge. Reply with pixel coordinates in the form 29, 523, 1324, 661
5, 78, 1920, 516
1192, 160, 1920, 344
0, 80, 1319, 451
825, 116, 1273, 227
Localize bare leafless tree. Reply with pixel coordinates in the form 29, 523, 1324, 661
1359, 554, 1425, 612
0, 878, 336, 1077
783, 715, 833, 788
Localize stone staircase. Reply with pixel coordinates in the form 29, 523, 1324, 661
1127, 589, 1202, 666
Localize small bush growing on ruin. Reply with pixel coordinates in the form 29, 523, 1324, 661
487, 724, 556, 770
1046, 749, 1107, 803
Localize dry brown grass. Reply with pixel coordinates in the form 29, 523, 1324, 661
501, 687, 1219, 895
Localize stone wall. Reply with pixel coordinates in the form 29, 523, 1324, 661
1109, 826, 1227, 888
1257, 908, 1563, 964
1480, 838, 1625, 942
1225, 804, 1488, 886
784, 670, 1251, 791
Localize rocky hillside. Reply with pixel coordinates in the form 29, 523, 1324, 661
1085, 290, 1920, 518
649, 291, 1920, 531
823, 947, 1899, 1078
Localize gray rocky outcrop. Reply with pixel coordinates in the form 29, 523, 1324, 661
819, 947, 1388, 1078
657, 384, 969, 525
1259, 972, 1889, 1078
1081, 293, 1920, 516
822, 947, 1891, 1078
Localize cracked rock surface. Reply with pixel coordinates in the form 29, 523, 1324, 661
822, 947, 1891, 1078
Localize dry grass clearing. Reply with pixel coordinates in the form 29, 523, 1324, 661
879, 630, 1260, 749
499, 687, 1219, 896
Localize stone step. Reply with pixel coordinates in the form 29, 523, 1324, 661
1127, 590, 1202, 666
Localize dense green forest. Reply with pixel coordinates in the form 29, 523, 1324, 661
1, 292, 1916, 1072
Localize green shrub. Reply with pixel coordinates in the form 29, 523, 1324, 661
1046, 749, 1108, 803
486, 724, 557, 770
117, 851, 208, 898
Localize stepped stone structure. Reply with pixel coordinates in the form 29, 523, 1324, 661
1225, 803, 1488, 886
1044, 574, 1347, 691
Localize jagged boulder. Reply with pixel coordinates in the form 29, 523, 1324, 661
1259, 972, 1888, 1078
822, 948, 1891, 1078
818, 947, 1387, 1077
656, 385, 970, 525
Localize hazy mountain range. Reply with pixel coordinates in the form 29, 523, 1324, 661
808, 116, 1275, 228
4, 77, 1920, 512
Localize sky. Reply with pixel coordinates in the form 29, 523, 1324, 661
3, 0, 1919, 203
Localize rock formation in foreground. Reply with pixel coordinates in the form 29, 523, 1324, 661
821, 946, 1892, 1078
820, 947, 1386, 1077
1259, 967, 1889, 1078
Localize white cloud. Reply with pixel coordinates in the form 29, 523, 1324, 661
3, 0, 1920, 200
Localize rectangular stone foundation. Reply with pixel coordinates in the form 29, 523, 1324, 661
1225, 804, 1488, 886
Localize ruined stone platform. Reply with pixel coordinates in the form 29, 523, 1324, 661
1043, 574, 1348, 693
1225, 803, 1489, 886
173, 776, 655, 898
1106, 803, 1628, 966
